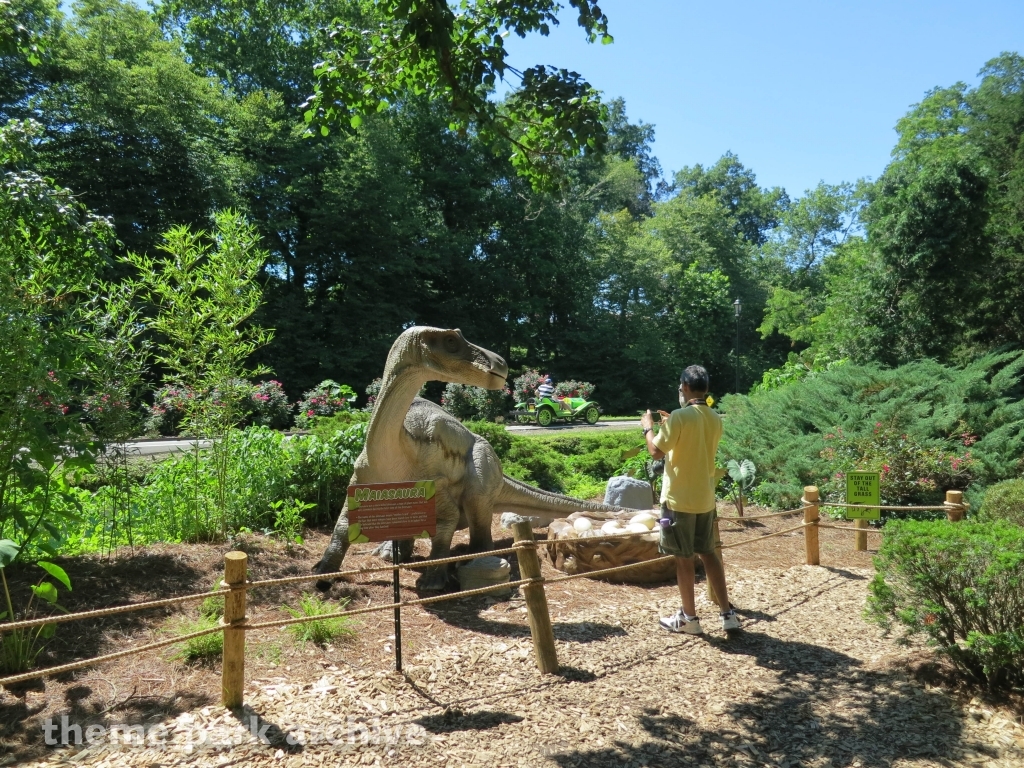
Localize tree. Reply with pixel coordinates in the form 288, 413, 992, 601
0, 118, 142, 557
674, 153, 788, 246
304, 0, 613, 190
28, 0, 240, 255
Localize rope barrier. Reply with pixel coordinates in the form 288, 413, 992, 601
0, 588, 232, 634
545, 555, 676, 584
241, 577, 543, 632
819, 502, 964, 512
718, 505, 810, 521
816, 523, 883, 534
0, 624, 224, 689
719, 522, 811, 550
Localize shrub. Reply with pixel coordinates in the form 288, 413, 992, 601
284, 594, 355, 645
513, 369, 544, 404
287, 422, 367, 524
295, 380, 357, 429
868, 520, 1024, 690
718, 353, 1024, 509
979, 478, 1024, 526
144, 383, 196, 436
442, 383, 511, 422
818, 424, 975, 514
554, 380, 595, 400
440, 383, 477, 420
249, 380, 292, 428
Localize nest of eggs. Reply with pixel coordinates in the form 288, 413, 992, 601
546, 510, 689, 584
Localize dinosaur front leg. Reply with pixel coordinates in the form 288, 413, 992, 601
416, 499, 460, 592
313, 498, 351, 591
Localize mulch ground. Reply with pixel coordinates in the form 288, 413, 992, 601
2, 504, 1022, 768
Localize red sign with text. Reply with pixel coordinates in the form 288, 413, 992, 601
346, 481, 437, 543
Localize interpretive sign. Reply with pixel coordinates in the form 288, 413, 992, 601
347, 481, 437, 543
845, 471, 880, 521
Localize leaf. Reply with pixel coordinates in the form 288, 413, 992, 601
0, 539, 19, 568
347, 522, 362, 542
39, 623, 56, 639
37, 562, 71, 591
32, 582, 58, 604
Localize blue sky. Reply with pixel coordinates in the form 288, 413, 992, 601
500, 0, 1024, 197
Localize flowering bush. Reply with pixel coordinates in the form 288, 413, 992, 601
364, 378, 382, 411
295, 380, 357, 429
143, 384, 196, 436
512, 370, 595, 403
249, 380, 292, 428
441, 383, 511, 422
440, 383, 477, 420
513, 369, 545, 403
554, 380, 595, 400
819, 423, 976, 512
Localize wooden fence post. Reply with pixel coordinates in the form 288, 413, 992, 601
511, 522, 559, 675
945, 490, 965, 522
803, 486, 820, 566
222, 551, 247, 708
707, 516, 725, 608
854, 519, 869, 551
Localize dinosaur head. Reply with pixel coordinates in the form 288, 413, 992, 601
399, 327, 508, 390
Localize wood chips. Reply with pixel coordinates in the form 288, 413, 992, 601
7, 514, 1024, 768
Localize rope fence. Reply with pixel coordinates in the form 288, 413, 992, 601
0, 485, 969, 699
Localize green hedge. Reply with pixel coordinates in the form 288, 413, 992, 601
979, 478, 1024, 526
868, 520, 1024, 689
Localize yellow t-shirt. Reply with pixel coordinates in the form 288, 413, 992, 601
652, 404, 722, 513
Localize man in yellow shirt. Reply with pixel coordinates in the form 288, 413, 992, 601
640, 365, 740, 635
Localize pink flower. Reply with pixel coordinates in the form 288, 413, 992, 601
882, 464, 890, 474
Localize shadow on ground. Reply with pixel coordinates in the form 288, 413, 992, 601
546, 631, 979, 768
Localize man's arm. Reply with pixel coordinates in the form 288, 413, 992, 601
640, 410, 671, 460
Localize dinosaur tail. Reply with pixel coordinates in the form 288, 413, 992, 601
496, 475, 631, 525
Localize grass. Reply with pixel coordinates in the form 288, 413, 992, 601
283, 594, 356, 646
170, 614, 223, 664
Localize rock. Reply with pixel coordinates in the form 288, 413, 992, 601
604, 475, 655, 510
457, 556, 512, 596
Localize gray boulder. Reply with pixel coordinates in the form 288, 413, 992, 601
604, 475, 655, 510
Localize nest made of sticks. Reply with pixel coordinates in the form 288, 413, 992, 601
546, 510, 693, 584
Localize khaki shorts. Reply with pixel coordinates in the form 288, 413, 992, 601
658, 505, 717, 558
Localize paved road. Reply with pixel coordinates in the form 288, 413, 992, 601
119, 420, 643, 457
505, 419, 641, 435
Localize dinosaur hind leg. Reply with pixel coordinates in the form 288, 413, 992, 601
465, 495, 494, 554
416, 498, 460, 592
313, 499, 351, 591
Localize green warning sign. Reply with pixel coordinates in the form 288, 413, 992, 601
846, 471, 880, 520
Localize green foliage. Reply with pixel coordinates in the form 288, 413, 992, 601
719, 353, 1024, 509
0, 540, 72, 674
284, 594, 355, 646
819, 425, 975, 513
271, 499, 311, 546
979, 479, 1024, 527
868, 520, 1024, 690
294, 380, 357, 430
305, 0, 612, 191
441, 383, 511, 422
170, 614, 223, 664
466, 422, 638, 497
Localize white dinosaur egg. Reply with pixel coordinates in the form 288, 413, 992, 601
573, 517, 593, 533
601, 521, 624, 535
626, 522, 651, 534
630, 513, 657, 530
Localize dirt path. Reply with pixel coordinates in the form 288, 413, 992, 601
5, 515, 1023, 768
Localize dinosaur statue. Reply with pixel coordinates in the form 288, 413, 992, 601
313, 326, 626, 591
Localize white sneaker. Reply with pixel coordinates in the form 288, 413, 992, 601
660, 610, 703, 635
721, 609, 741, 631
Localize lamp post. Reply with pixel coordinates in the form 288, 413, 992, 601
733, 298, 742, 393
